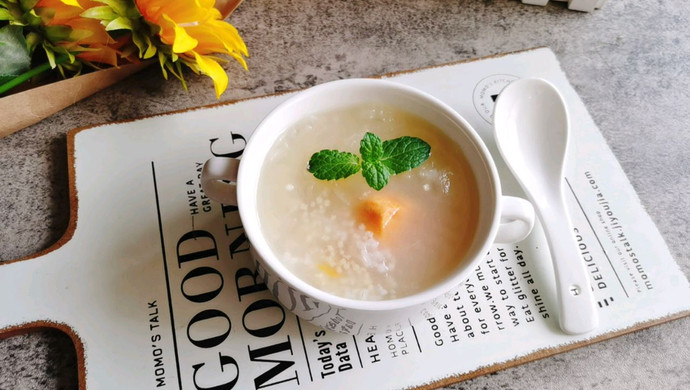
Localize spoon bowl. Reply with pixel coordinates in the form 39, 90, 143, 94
494, 78, 598, 335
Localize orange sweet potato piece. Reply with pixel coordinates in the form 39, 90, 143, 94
357, 197, 400, 237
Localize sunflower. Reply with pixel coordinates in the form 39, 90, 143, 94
34, 0, 130, 67
0, 0, 248, 97
135, 0, 248, 98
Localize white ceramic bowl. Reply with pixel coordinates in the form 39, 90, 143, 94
202, 78, 534, 334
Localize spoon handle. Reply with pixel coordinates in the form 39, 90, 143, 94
538, 194, 599, 335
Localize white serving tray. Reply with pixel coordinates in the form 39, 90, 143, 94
0, 48, 686, 390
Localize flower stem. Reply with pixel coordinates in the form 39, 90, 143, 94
0, 55, 70, 96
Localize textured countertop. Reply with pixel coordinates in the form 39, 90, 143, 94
1, 0, 688, 389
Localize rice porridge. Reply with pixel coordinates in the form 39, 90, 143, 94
256, 103, 480, 300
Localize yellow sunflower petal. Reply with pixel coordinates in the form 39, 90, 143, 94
60, 0, 82, 8
209, 20, 248, 55
196, 0, 215, 10
193, 52, 228, 99
163, 14, 198, 53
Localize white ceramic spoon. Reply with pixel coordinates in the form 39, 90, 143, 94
493, 78, 598, 335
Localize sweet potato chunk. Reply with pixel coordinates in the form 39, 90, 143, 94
357, 197, 401, 237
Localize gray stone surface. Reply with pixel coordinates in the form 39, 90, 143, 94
1, 0, 688, 389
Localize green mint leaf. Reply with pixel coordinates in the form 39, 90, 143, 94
380, 136, 431, 174
362, 160, 391, 191
308, 150, 361, 180
360, 132, 383, 162
308, 132, 431, 190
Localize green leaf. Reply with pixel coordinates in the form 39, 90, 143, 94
25, 31, 41, 54
157, 51, 168, 79
360, 132, 383, 162
132, 31, 156, 59
308, 150, 361, 181
105, 16, 133, 31
0, 9, 12, 21
175, 61, 188, 91
308, 132, 431, 191
19, 0, 38, 11
80, 6, 118, 21
24, 9, 43, 27
143, 42, 156, 59
43, 44, 56, 67
362, 160, 391, 191
93, 0, 129, 16
0, 25, 30, 77
380, 136, 431, 174
45, 24, 72, 41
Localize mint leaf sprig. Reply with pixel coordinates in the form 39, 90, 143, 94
308, 132, 431, 191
